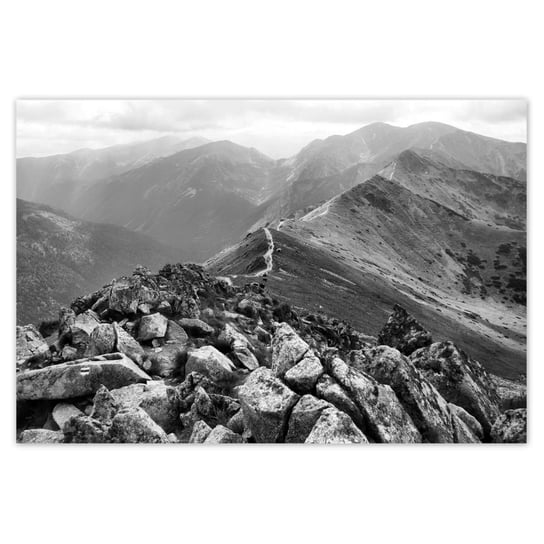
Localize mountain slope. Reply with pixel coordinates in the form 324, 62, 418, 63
17, 199, 183, 325
208, 153, 526, 379
16, 135, 210, 210
65, 141, 279, 261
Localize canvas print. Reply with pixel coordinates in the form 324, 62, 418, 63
15, 99, 527, 444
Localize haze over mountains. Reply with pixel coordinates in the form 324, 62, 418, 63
16, 121, 526, 378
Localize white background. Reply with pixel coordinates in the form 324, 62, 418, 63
1, 1, 542, 542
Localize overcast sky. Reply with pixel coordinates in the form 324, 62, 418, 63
16, 99, 527, 159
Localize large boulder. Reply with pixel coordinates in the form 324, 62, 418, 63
109, 407, 170, 443
185, 346, 236, 384
189, 420, 212, 443
109, 381, 179, 433
143, 344, 185, 378
113, 323, 146, 366
16, 353, 151, 401
108, 276, 160, 315
361, 346, 456, 443
377, 304, 432, 356
271, 323, 310, 378
327, 357, 421, 443
239, 367, 299, 443
70, 310, 100, 355
85, 323, 116, 357
448, 403, 483, 442
284, 354, 324, 394
16, 324, 50, 370
179, 318, 214, 337
286, 395, 332, 443
316, 374, 362, 428
204, 425, 243, 444
410, 341, 500, 436
305, 407, 369, 444
490, 409, 527, 443
138, 313, 168, 341
165, 320, 189, 344
218, 324, 259, 371
52, 402, 84, 430
19, 429, 64, 443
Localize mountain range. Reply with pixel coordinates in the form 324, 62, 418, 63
16, 121, 526, 379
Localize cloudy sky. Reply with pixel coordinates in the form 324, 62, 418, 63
16, 99, 527, 159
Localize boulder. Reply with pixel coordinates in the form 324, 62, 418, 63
143, 344, 185, 378
178, 318, 214, 337
52, 402, 84, 430
138, 313, 168, 341
316, 374, 362, 429
90, 386, 119, 424
238, 367, 299, 443
189, 420, 212, 443
237, 298, 261, 318
85, 323, 116, 357
492, 376, 527, 410
70, 310, 100, 355
204, 425, 244, 444
218, 324, 259, 370
410, 341, 500, 436
19, 429, 64, 443
327, 357, 421, 443
490, 409, 527, 443
113, 323, 146, 366
271, 323, 310, 378
305, 407, 368, 444
284, 354, 324, 393
109, 407, 170, 443
449, 404, 482, 443
17, 353, 151, 401
16, 324, 50, 370
165, 320, 189, 344
108, 276, 160, 315
377, 304, 432, 356
226, 409, 246, 435
448, 403, 484, 442
109, 381, 179, 433
185, 346, 236, 384
63, 415, 109, 443
286, 395, 332, 443
61, 345, 78, 362
361, 346, 456, 443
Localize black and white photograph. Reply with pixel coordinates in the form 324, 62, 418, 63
2, 1, 542, 543
15, 99, 527, 444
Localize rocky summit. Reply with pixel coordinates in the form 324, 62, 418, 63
16, 262, 526, 444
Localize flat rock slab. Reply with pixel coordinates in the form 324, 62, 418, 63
17, 353, 151, 401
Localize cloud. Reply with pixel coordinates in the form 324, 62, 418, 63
16, 99, 527, 158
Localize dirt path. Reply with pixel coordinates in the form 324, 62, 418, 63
254, 228, 274, 276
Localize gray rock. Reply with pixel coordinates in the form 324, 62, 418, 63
17, 353, 151, 401
52, 403, 84, 430
19, 429, 64, 443
108, 277, 160, 315
189, 420, 212, 443
305, 407, 369, 444
178, 318, 214, 337
91, 386, 119, 424
362, 346, 456, 443
85, 323, 116, 357
16, 324, 50, 370
316, 374, 362, 429
377, 304, 432, 355
410, 341, 500, 436
449, 403, 484, 442
70, 310, 100, 355
143, 344, 185, 378
109, 407, 170, 443
238, 367, 299, 443
490, 409, 527, 443
113, 323, 146, 366
271, 323, 310, 378
109, 381, 179, 433
63, 415, 109, 443
237, 298, 261, 318
286, 395, 332, 443
185, 346, 236, 384
165, 320, 189, 344
284, 354, 324, 393
327, 357, 421, 443
204, 425, 243, 444
492, 375, 527, 410
61, 345, 78, 362
226, 409, 246, 435
138, 313, 168, 341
